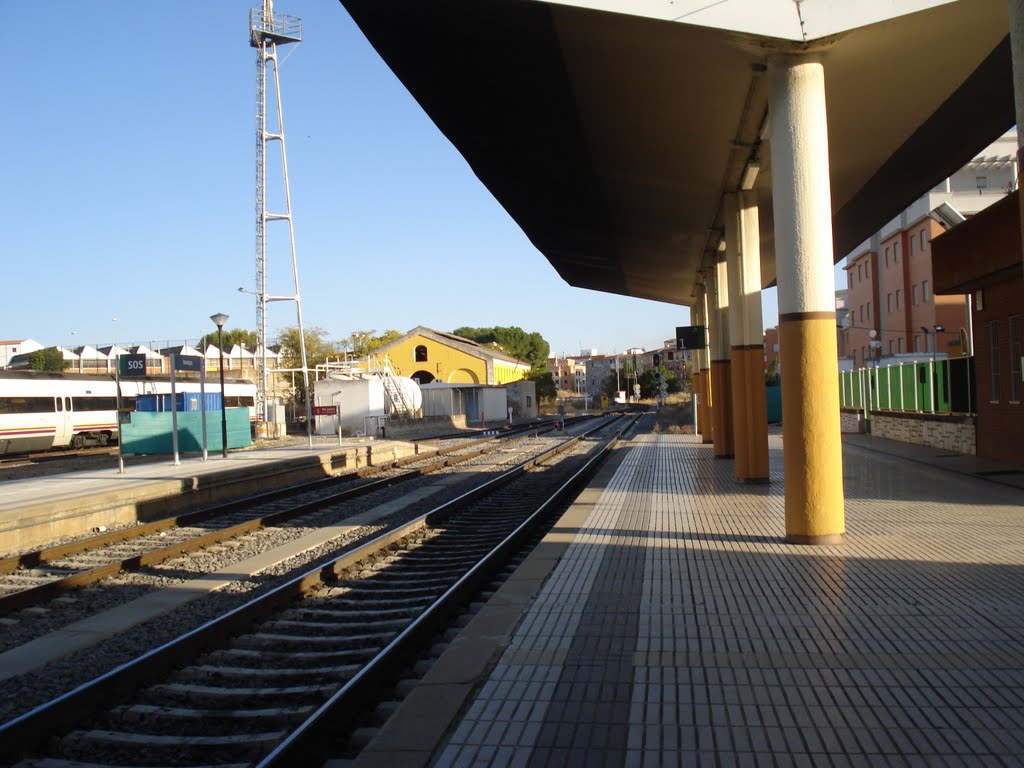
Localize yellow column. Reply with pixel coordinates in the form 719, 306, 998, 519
698, 286, 714, 444
769, 54, 845, 544
709, 255, 733, 458
727, 190, 770, 483
691, 291, 705, 436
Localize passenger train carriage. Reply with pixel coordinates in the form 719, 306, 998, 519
0, 371, 256, 454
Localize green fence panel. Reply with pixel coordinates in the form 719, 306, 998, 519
121, 409, 252, 455
888, 366, 901, 409
936, 360, 950, 413
765, 383, 782, 423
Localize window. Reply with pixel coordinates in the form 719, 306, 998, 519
414, 345, 428, 362
989, 321, 1001, 402
889, 340, 896, 354
867, 302, 872, 320
923, 280, 930, 302
885, 247, 890, 267
896, 289, 902, 309
1010, 315, 1022, 403
914, 336, 922, 352
977, 175, 988, 190
887, 293, 893, 312
909, 237, 914, 256
0, 397, 54, 414
920, 230, 928, 252
866, 261, 870, 278
894, 242, 900, 263
74, 397, 118, 411
859, 305, 864, 323
912, 285, 919, 306
898, 337, 904, 353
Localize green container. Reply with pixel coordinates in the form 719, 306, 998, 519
121, 409, 252, 455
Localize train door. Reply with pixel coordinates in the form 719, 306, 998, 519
53, 396, 73, 449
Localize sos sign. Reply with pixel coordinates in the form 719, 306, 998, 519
119, 353, 147, 378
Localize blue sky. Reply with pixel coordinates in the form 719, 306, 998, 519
1, 2, 796, 358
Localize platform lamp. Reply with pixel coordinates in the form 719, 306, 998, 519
210, 313, 229, 458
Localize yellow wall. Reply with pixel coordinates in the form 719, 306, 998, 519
381, 334, 528, 385
494, 360, 529, 385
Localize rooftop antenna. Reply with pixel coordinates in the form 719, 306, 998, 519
249, 0, 311, 445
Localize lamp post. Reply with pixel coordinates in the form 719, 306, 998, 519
211, 313, 229, 458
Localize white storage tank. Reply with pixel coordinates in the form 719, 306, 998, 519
384, 376, 423, 417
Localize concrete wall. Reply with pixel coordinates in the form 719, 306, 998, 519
840, 408, 866, 433
870, 411, 976, 454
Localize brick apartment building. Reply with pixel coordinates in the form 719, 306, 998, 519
841, 130, 1016, 367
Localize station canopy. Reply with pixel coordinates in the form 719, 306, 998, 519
337, 0, 1014, 307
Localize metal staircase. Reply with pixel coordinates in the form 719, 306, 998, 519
368, 355, 415, 418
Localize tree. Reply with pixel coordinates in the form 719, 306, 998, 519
275, 326, 338, 403
453, 326, 554, 399
638, 365, 676, 399
528, 369, 557, 401
198, 328, 258, 351
27, 347, 65, 371
347, 329, 403, 357
452, 326, 550, 370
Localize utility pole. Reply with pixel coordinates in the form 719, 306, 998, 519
250, 0, 312, 445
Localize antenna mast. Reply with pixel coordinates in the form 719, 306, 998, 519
249, 0, 311, 444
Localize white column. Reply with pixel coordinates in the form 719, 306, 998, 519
768, 54, 845, 544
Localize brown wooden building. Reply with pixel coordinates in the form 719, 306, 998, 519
932, 191, 1023, 465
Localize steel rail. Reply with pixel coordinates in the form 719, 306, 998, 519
259, 412, 641, 767
0, 427, 557, 616
0, 413, 632, 764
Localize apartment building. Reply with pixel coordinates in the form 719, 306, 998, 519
841, 130, 1016, 367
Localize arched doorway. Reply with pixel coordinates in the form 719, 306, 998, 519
448, 368, 480, 384
412, 370, 435, 384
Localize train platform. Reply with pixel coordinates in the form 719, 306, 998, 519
352, 427, 1024, 767
0, 437, 421, 555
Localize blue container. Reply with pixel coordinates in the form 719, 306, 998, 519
135, 393, 223, 413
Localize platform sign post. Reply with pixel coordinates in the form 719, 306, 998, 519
200, 363, 208, 461
171, 355, 203, 465
170, 357, 180, 466
117, 353, 147, 475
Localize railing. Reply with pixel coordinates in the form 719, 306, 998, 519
839, 356, 975, 416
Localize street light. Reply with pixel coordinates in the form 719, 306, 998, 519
210, 313, 229, 459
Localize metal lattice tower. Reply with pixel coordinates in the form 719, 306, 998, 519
249, 1, 311, 444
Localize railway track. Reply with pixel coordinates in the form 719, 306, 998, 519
0, 411, 642, 767
0, 420, 588, 619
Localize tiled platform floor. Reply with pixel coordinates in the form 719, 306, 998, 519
427, 429, 1024, 767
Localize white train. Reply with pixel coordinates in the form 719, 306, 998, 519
0, 371, 257, 454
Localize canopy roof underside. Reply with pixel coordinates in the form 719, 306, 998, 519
338, 0, 1014, 307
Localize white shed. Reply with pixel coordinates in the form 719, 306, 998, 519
313, 377, 386, 437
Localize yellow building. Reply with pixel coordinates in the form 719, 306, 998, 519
376, 327, 531, 385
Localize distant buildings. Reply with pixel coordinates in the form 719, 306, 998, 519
0, 339, 44, 368
549, 343, 690, 400
840, 130, 1016, 367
